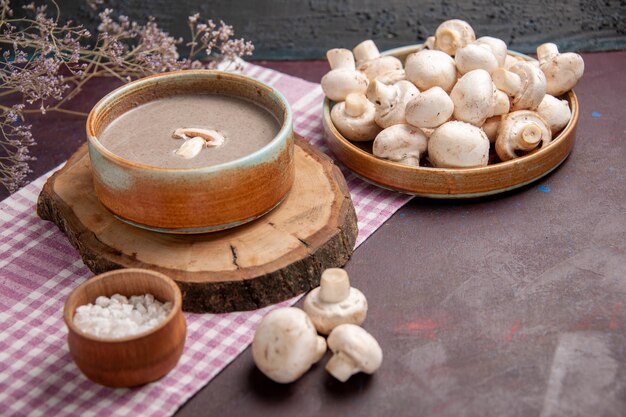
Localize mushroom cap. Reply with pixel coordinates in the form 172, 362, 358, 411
495, 110, 552, 161
428, 121, 490, 168
540, 52, 585, 96
405, 86, 454, 129
508, 61, 547, 111
372, 124, 429, 167
455, 43, 499, 75
405, 49, 457, 93
536, 94, 572, 134
450, 69, 495, 126
482, 116, 502, 144
331, 94, 381, 141
303, 287, 367, 335
474, 36, 508, 67
358, 56, 403, 81
434, 19, 476, 56
321, 69, 369, 102
326, 324, 383, 378
251, 307, 326, 383
374, 69, 406, 85
371, 80, 419, 128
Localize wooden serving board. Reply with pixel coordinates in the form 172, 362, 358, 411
37, 136, 358, 313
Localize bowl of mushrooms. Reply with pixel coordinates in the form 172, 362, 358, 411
322, 19, 582, 198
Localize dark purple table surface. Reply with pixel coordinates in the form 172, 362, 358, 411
4, 53, 626, 417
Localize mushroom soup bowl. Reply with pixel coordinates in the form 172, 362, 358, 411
322, 45, 578, 198
87, 70, 294, 233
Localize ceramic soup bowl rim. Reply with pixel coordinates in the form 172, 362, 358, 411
86, 69, 293, 174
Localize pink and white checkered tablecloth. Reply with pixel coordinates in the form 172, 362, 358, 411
0, 63, 412, 417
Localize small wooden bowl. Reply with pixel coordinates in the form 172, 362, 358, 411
63, 269, 186, 387
87, 70, 294, 233
322, 45, 579, 198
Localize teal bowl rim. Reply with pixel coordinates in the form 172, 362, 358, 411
86, 69, 293, 173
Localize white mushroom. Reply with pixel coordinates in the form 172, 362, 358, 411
331, 93, 381, 141
374, 69, 406, 85
372, 124, 429, 167
536, 94, 572, 134
405, 86, 454, 129
474, 36, 508, 67
321, 48, 369, 102
455, 43, 499, 75
495, 110, 552, 161
537, 43, 585, 96
423, 36, 436, 50
434, 19, 476, 56
303, 268, 368, 335
368, 79, 419, 128
482, 116, 502, 143
492, 61, 546, 111
325, 324, 383, 382
428, 121, 490, 168
504, 54, 521, 70
251, 307, 327, 384
353, 40, 403, 81
450, 69, 510, 126
405, 49, 457, 93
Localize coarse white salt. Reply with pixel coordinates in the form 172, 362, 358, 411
73, 293, 173, 339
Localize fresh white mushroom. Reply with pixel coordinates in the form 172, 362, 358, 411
303, 268, 368, 335
405, 49, 457, 93
433, 19, 476, 56
536, 94, 572, 134
504, 54, 521, 70
428, 121, 490, 168
536, 43, 585, 96
492, 61, 546, 111
331, 93, 381, 141
405, 86, 454, 129
321, 48, 369, 102
325, 324, 383, 382
372, 124, 429, 167
251, 307, 327, 384
474, 36, 508, 67
482, 116, 502, 143
368, 79, 419, 128
455, 43, 499, 75
495, 110, 552, 161
353, 40, 403, 81
450, 69, 510, 126
374, 69, 406, 85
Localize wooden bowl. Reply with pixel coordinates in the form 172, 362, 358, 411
87, 70, 294, 233
63, 269, 186, 387
322, 45, 579, 198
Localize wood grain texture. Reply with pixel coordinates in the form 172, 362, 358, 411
38, 137, 358, 313
63, 269, 186, 388
57, 0, 626, 58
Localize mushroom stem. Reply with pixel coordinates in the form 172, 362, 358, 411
537, 43, 559, 61
327, 48, 356, 70
325, 351, 358, 383
319, 268, 350, 303
519, 123, 543, 147
368, 79, 397, 108
353, 40, 380, 65
314, 336, 327, 363
492, 68, 522, 96
344, 93, 368, 117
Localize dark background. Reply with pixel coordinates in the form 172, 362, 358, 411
48, 0, 626, 58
